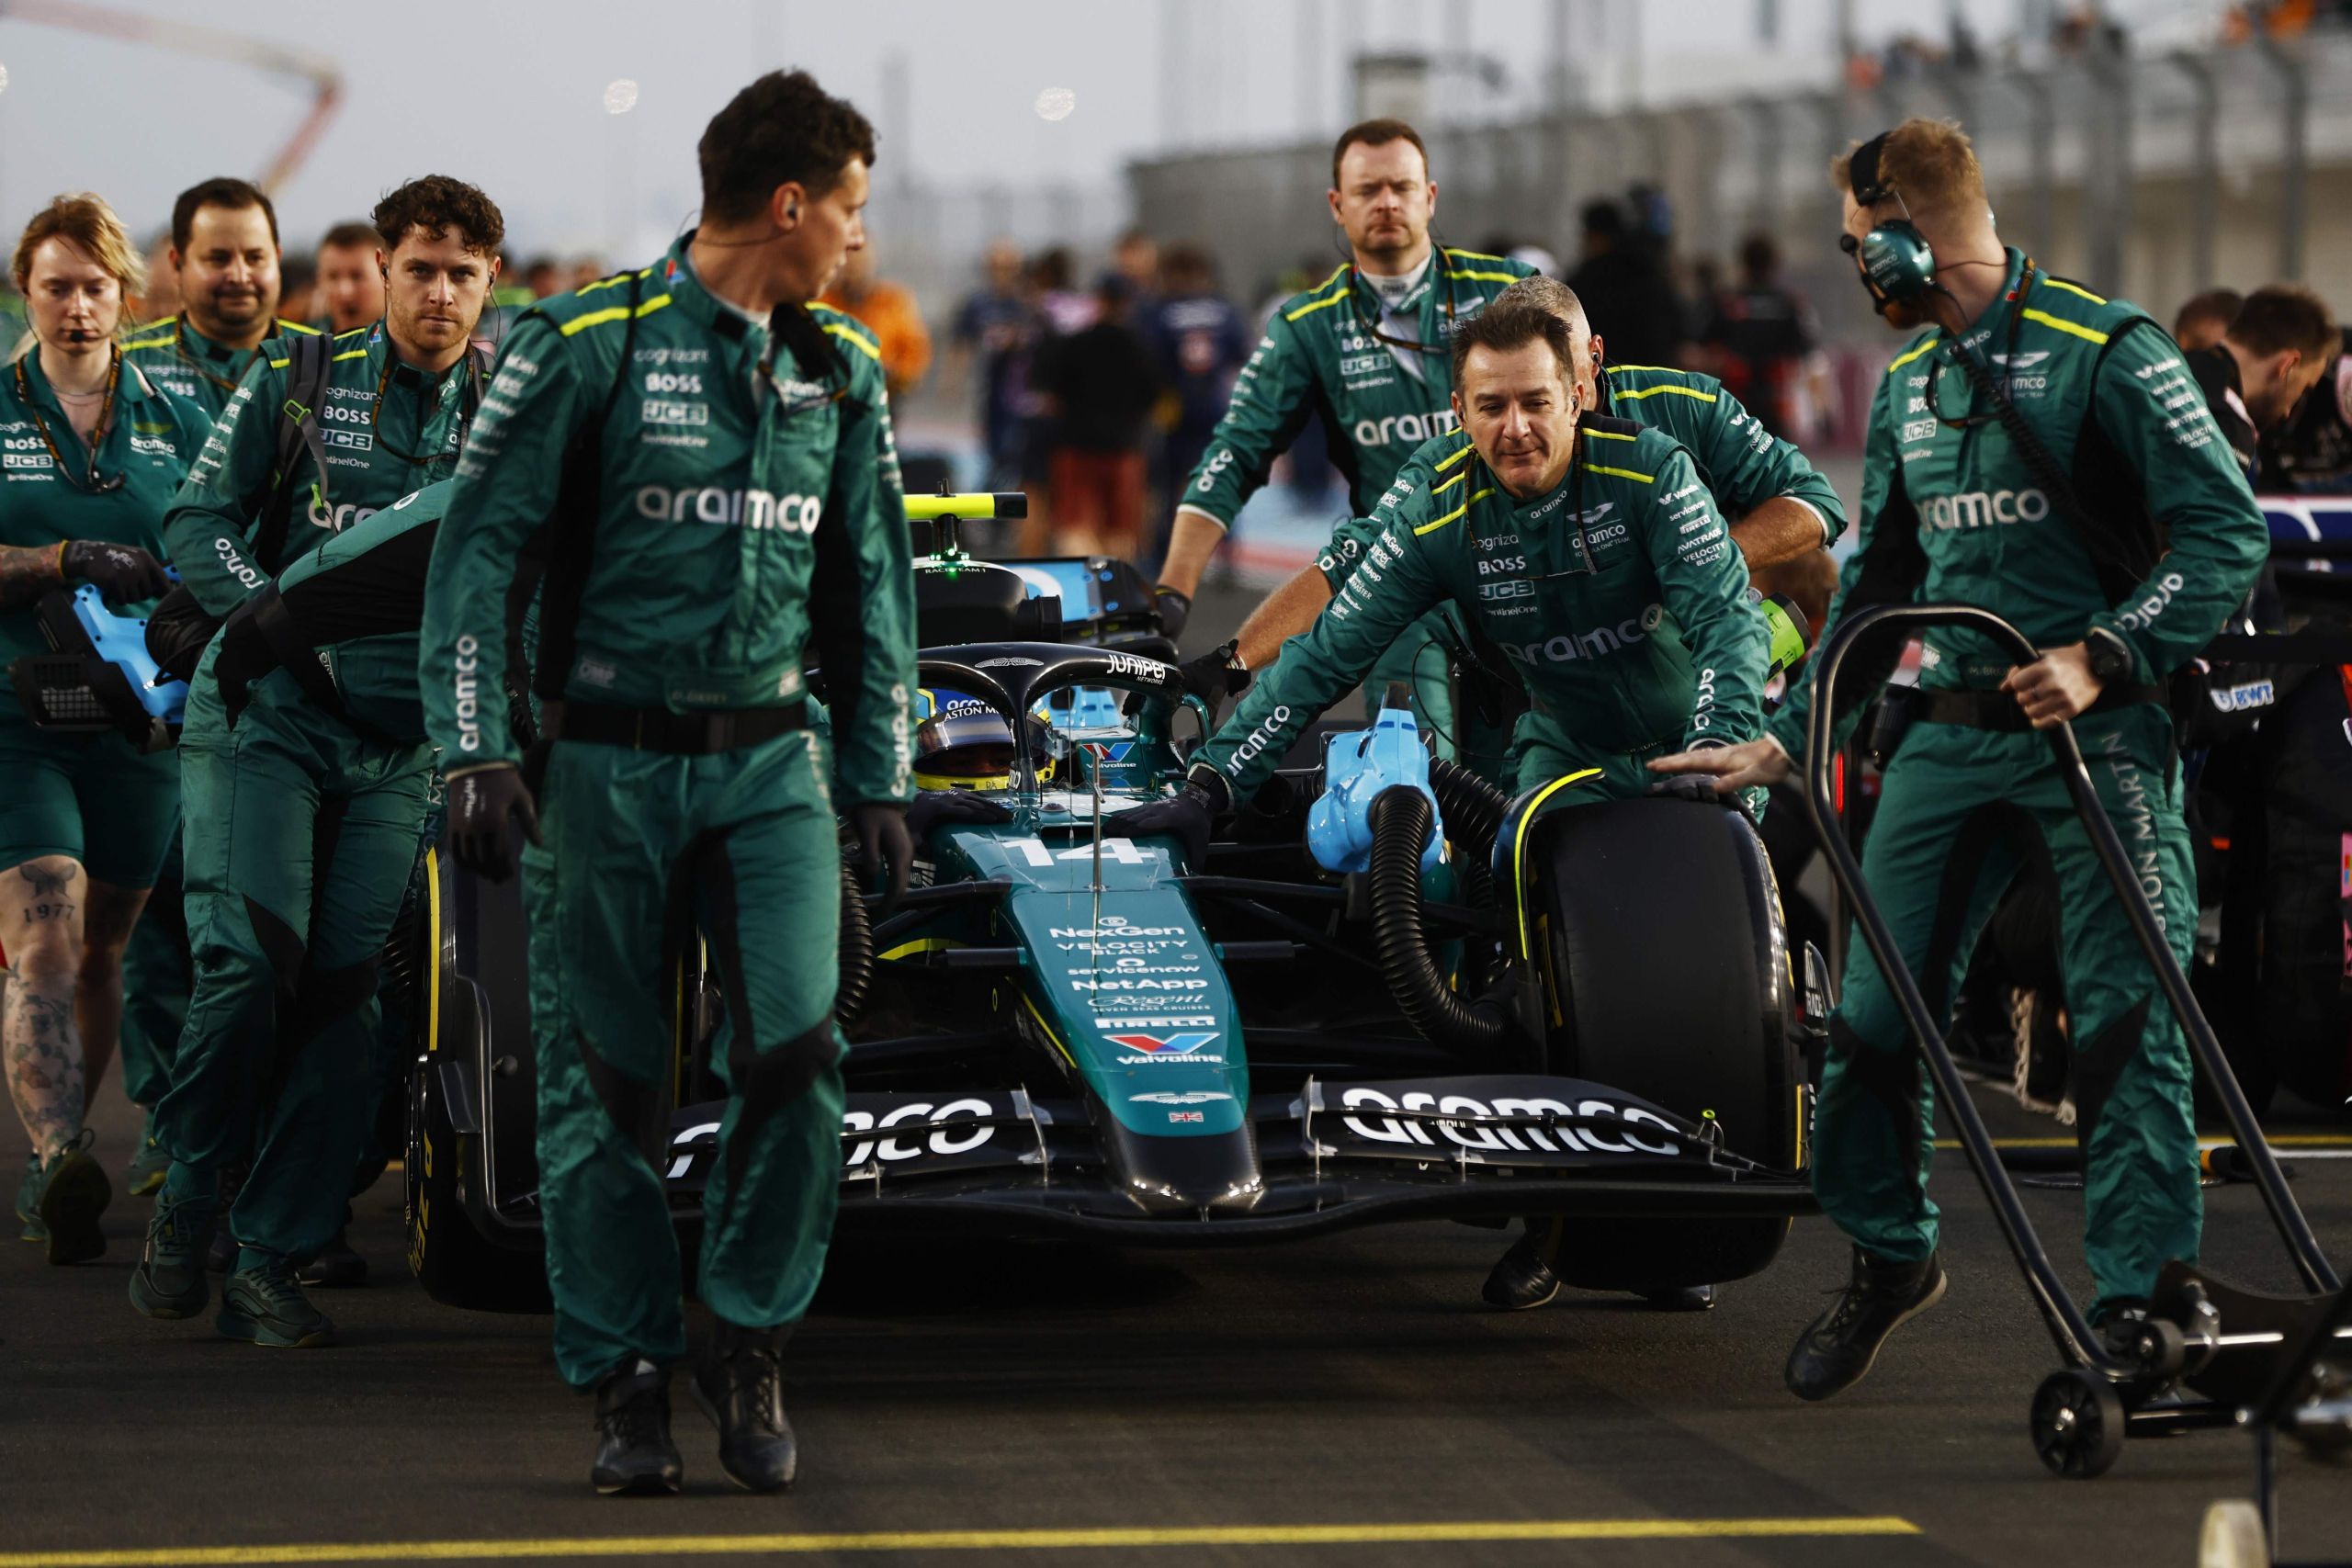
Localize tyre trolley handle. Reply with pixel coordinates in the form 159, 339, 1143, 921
1798, 604, 2339, 1375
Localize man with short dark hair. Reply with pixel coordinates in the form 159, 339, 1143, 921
131, 175, 506, 1342
1567, 198, 1685, 373
1702, 234, 1818, 439
2188, 283, 2338, 479
421, 69, 915, 1497
121, 178, 318, 421
1151, 118, 1534, 726
2173, 288, 2245, 355
315, 220, 387, 335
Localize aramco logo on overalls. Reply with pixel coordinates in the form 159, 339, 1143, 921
635, 485, 823, 533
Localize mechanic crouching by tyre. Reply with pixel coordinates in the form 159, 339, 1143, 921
420, 71, 917, 1498
1650, 118, 2270, 1401
128, 483, 452, 1347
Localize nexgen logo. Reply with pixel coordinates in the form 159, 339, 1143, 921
1920, 488, 2049, 529
636, 485, 821, 533
1351, 410, 1456, 448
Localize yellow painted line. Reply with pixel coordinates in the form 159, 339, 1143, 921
0, 1517, 1923, 1565
1936, 1135, 2352, 1151
1017, 988, 1077, 1068
1284, 290, 1349, 321
2021, 308, 2109, 345
1414, 487, 1494, 535
2038, 276, 2108, 306
1585, 464, 1654, 484
1887, 337, 1940, 373
1513, 768, 1604, 957
1611, 382, 1715, 404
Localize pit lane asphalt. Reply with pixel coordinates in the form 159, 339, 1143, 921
7, 585, 2350, 1567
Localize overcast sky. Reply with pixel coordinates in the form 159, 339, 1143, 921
0, 0, 2217, 263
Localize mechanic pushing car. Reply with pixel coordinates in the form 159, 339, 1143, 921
1231, 272, 1846, 784
1652, 119, 2271, 1400
1147, 118, 1532, 724
419, 71, 917, 1497
1114, 288, 1768, 926
129, 483, 452, 1348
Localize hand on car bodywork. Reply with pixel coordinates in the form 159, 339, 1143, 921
448, 763, 541, 883
1176, 638, 1250, 717
905, 789, 1012, 845
1647, 735, 1793, 794
1105, 768, 1227, 871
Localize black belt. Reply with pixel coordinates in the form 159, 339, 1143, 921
1915, 682, 2166, 733
547, 698, 807, 754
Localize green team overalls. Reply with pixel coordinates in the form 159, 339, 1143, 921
1774, 254, 2269, 1314
420, 243, 917, 1389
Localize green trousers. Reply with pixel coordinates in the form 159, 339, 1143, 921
118, 839, 190, 1109
522, 728, 846, 1390
1819, 705, 2200, 1314
153, 663, 434, 1262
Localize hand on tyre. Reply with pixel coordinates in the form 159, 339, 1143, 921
62, 540, 171, 603
1105, 770, 1227, 870
447, 763, 540, 884
849, 802, 914, 919
1647, 734, 1793, 794
1176, 638, 1250, 716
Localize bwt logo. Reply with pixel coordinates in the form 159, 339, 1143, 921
1920, 488, 2049, 529
1352, 410, 1456, 448
635, 485, 821, 533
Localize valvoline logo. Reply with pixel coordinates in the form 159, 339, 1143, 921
1080, 740, 1135, 761
1104, 1032, 1216, 1055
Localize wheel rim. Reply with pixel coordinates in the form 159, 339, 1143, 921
2032, 1373, 2118, 1477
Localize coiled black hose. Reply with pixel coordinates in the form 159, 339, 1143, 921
836, 862, 875, 1027
1369, 785, 1513, 1055
1428, 757, 1511, 860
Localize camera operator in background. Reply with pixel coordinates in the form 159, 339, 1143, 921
0, 194, 209, 1266
1651, 118, 2269, 1402
421, 70, 915, 1497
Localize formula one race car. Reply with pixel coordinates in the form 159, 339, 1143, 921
406, 494, 1818, 1310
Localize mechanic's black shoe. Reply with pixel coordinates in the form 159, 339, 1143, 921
1785, 1247, 1946, 1402
130, 1191, 213, 1319
217, 1252, 334, 1348
593, 1359, 684, 1496
692, 1320, 798, 1493
205, 1166, 244, 1273
35, 1130, 110, 1266
1481, 1229, 1561, 1311
1640, 1284, 1718, 1312
297, 1228, 368, 1289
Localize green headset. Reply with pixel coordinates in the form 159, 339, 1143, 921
1838, 130, 1939, 311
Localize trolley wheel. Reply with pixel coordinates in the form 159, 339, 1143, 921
2030, 1369, 2127, 1478
2197, 1500, 2267, 1568
2124, 1316, 2188, 1378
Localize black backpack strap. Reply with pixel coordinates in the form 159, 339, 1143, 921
251, 332, 336, 576
526, 270, 644, 703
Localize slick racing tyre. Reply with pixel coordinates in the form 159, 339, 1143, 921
1520, 795, 1802, 1292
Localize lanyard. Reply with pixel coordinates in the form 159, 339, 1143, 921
368, 349, 474, 468
1928, 257, 2036, 431
16, 350, 124, 493
170, 317, 248, 398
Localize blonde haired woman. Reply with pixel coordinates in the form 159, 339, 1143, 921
0, 194, 208, 1263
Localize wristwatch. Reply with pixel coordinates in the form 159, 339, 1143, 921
2084, 628, 2134, 687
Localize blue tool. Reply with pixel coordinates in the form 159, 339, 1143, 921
1307, 692, 1444, 875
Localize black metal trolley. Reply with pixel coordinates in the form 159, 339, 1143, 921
1800, 604, 2349, 1517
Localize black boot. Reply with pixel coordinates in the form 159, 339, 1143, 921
591, 1359, 683, 1496
297, 1226, 368, 1289
692, 1319, 798, 1493
1640, 1284, 1718, 1312
1481, 1221, 1561, 1310
1785, 1246, 1947, 1402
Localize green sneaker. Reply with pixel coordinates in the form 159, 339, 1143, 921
34, 1131, 110, 1266
130, 1192, 214, 1319
124, 1113, 170, 1197
15, 1152, 43, 1243
217, 1254, 334, 1348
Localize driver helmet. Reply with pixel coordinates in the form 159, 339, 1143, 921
914, 686, 1023, 791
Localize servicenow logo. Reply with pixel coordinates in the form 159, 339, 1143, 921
1920, 488, 2049, 529
635, 485, 821, 533
1351, 410, 1457, 448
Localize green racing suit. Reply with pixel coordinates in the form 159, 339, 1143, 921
1195, 416, 1769, 811
1175, 249, 1535, 742
1771, 252, 2269, 1314
121, 314, 321, 425
420, 241, 917, 1390
1317, 365, 1848, 776
152, 483, 446, 1265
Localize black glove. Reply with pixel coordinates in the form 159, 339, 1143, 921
447, 763, 541, 884
1644, 773, 1728, 807
62, 540, 171, 604
905, 789, 1013, 846
1176, 638, 1250, 716
1105, 768, 1227, 870
1154, 584, 1192, 638
849, 802, 914, 920
143, 584, 222, 686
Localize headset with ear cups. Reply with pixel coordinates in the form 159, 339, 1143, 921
1838, 130, 1939, 311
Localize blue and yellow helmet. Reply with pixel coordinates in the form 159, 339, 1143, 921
914, 686, 1024, 791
